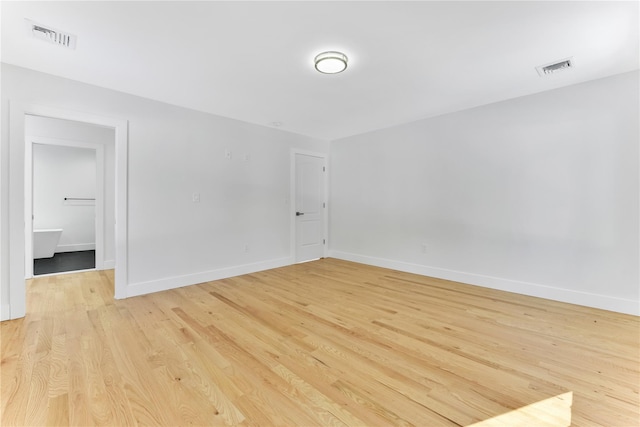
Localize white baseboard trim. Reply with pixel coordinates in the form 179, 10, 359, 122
103, 259, 115, 269
329, 250, 639, 316
1, 304, 10, 321
126, 256, 294, 298
56, 243, 96, 253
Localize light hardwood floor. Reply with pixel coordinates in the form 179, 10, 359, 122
1, 258, 638, 426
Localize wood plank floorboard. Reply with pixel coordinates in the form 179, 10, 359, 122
1, 258, 638, 426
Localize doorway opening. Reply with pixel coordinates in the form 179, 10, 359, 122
25, 116, 113, 278
7, 103, 128, 320
31, 142, 102, 275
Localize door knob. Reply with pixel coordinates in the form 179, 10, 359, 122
296, 212, 304, 216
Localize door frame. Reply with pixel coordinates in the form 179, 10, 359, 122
7, 102, 128, 319
290, 149, 328, 262
25, 136, 105, 278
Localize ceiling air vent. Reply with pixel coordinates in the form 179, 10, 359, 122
25, 19, 77, 49
536, 58, 573, 77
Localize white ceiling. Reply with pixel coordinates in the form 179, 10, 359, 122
2, 1, 638, 141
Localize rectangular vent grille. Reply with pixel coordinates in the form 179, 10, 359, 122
536, 58, 573, 77
25, 19, 77, 49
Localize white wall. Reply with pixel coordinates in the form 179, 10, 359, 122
27, 115, 116, 263
2, 63, 636, 319
33, 144, 96, 253
330, 71, 639, 315
1, 63, 328, 319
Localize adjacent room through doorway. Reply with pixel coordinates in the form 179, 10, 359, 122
25, 115, 116, 278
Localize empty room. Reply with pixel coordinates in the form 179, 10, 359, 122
1, 1, 638, 426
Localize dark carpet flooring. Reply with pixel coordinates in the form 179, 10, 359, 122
34, 250, 95, 275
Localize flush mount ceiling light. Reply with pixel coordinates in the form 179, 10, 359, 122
314, 51, 348, 74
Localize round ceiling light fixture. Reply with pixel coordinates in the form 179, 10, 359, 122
314, 51, 348, 74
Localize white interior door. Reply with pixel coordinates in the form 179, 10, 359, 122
294, 153, 326, 262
